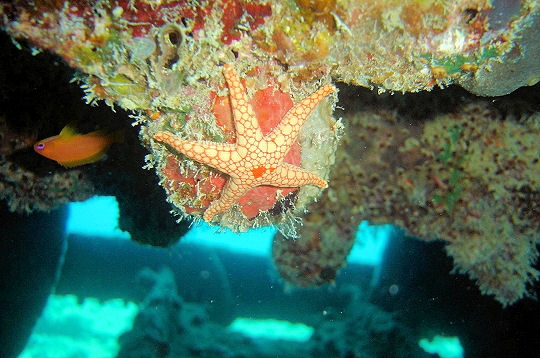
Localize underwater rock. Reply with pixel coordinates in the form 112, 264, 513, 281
458, 7, 540, 96
0, 41, 95, 212
0, 31, 188, 246
0, 0, 343, 234
2, 0, 537, 233
118, 267, 309, 357
273, 82, 539, 307
0, 1, 538, 304
1, 0, 537, 93
118, 267, 183, 357
0, 158, 94, 213
272, 209, 356, 287
309, 301, 422, 357
310, 84, 539, 306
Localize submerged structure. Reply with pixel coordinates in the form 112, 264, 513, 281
0, 0, 538, 306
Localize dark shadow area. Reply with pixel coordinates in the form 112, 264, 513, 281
0, 206, 67, 358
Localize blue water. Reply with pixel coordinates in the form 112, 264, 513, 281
19, 196, 434, 358
66, 196, 390, 265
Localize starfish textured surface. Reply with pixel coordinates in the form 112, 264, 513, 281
154, 64, 335, 222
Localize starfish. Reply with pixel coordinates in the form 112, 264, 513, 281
154, 64, 335, 222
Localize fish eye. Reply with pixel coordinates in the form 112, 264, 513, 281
36, 143, 45, 150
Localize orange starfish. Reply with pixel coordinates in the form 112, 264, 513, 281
154, 64, 335, 222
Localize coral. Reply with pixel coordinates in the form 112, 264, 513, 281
0, 0, 344, 233
0, 31, 188, 246
292, 85, 539, 306
0, 160, 94, 213
1, 1, 538, 303
150, 64, 338, 232
1, 0, 536, 95
1, 0, 536, 231
272, 200, 357, 287
0, 118, 94, 214
457, 3, 540, 95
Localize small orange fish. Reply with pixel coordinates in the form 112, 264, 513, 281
34, 123, 122, 167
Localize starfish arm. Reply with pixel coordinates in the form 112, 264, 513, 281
266, 84, 335, 157
265, 163, 328, 188
222, 64, 264, 146
155, 66, 334, 223
154, 131, 239, 172
204, 178, 251, 221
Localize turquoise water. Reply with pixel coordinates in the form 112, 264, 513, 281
16, 196, 464, 358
